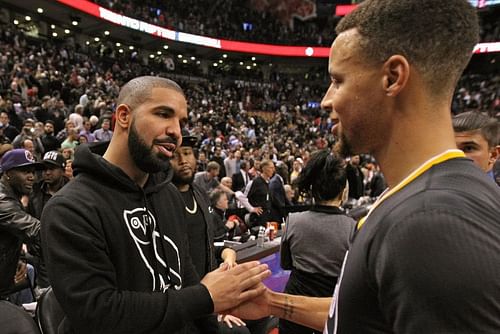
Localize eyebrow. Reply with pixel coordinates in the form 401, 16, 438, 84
457, 140, 480, 147
152, 106, 176, 115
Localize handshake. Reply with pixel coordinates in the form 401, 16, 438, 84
200, 261, 272, 319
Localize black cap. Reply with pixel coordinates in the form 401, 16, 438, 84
42, 151, 66, 169
181, 129, 197, 148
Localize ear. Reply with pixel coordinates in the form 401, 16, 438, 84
381, 55, 410, 97
341, 181, 349, 205
488, 145, 499, 167
115, 104, 131, 129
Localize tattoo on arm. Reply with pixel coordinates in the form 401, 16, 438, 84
284, 295, 294, 320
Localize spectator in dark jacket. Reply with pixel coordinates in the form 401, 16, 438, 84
28, 151, 69, 288
0, 149, 43, 299
269, 162, 291, 223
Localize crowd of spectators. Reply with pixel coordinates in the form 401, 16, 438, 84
93, 0, 500, 46
0, 20, 498, 195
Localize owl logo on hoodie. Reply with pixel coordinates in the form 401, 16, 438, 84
123, 207, 182, 292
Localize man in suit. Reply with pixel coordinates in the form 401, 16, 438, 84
232, 160, 250, 192
269, 162, 291, 223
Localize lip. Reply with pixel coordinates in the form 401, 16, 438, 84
331, 123, 339, 137
156, 142, 177, 158
178, 166, 192, 174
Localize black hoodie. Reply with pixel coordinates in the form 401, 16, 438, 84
41, 144, 217, 334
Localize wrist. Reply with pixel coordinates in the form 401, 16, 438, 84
269, 291, 292, 321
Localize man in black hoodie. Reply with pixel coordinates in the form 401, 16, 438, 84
41, 76, 270, 334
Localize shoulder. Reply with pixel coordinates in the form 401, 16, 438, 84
372, 159, 500, 228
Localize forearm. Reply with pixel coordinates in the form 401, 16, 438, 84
235, 191, 255, 212
268, 291, 331, 332
218, 184, 234, 195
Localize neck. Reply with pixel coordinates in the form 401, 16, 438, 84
373, 98, 456, 188
317, 198, 342, 207
176, 183, 190, 192
47, 178, 64, 194
103, 137, 149, 188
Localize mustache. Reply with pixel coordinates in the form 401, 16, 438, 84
153, 135, 178, 145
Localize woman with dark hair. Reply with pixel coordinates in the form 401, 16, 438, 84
279, 149, 355, 334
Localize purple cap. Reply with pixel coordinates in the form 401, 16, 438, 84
0, 149, 44, 172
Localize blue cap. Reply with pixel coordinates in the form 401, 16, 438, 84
0, 149, 44, 172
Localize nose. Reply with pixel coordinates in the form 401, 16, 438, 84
177, 154, 188, 165
321, 84, 338, 117
167, 120, 182, 147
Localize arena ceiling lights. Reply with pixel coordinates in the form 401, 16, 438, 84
56, 0, 500, 57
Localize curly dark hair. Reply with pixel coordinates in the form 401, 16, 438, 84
336, 0, 479, 95
294, 149, 346, 202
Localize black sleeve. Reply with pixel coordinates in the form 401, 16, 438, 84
372, 209, 500, 333
211, 212, 229, 242
42, 195, 214, 334
269, 180, 286, 208
0, 196, 40, 254
181, 223, 219, 334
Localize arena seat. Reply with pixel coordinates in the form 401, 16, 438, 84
0, 300, 41, 334
36, 288, 65, 334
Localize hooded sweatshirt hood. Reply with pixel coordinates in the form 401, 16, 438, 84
73, 142, 174, 194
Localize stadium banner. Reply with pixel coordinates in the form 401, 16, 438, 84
56, 0, 500, 57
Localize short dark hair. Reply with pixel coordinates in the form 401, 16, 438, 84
294, 149, 346, 202
452, 111, 499, 147
116, 76, 185, 111
336, 0, 479, 95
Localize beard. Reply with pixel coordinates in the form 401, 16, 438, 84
172, 170, 194, 186
333, 130, 355, 158
128, 120, 171, 173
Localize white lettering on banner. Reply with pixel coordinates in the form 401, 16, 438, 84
99, 7, 175, 40
177, 32, 221, 48
473, 42, 500, 53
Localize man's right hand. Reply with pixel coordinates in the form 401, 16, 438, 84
201, 261, 271, 313
14, 261, 27, 285
226, 285, 272, 320
253, 207, 263, 215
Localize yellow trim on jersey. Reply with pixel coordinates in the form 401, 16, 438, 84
356, 150, 466, 230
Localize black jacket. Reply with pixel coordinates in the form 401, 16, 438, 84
28, 177, 70, 220
191, 184, 220, 273
247, 176, 271, 226
0, 180, 40, 296
41, 144, 217, 334
269, 174, 290, 223
232, 171, 247, 192
27, 177, 70, 288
